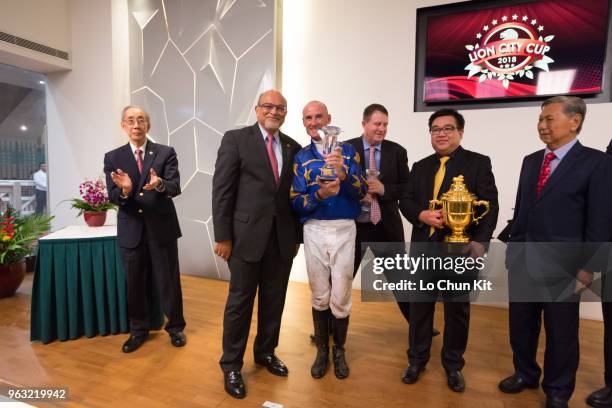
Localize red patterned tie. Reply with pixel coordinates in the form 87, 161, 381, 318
369, 147, 381, 225
536, 152, 556, 196
135, 148, 143, 174
266, 135, 280, 185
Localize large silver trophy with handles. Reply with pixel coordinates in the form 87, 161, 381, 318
317, 125, 343, 181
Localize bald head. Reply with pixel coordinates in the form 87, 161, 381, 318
302, 100, 331, 140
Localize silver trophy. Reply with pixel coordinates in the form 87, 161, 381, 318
317, 125, 343, 181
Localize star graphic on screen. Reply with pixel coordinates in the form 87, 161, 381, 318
538, 25, 544, 32
531, 19, 537, 25
512, 14, 518, 20
492, 19, 498, 25
502, 16, 508, 22
483, 25, 489, 31
476, 33, 482, 39
522, 15, 528, 21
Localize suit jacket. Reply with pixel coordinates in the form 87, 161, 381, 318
607, 139, 612, 155
212, 123, 302, 263
400, 146, 499, 243
509, 141, 612, 244
346, 137, 409, 242
507, 140, 612, 290
104, 140, 182, 249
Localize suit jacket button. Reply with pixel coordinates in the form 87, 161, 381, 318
138, 209, 143, 214
139, 192, 144, 196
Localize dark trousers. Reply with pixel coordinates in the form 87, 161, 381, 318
354, 221, 410, 322
509, 301, 579, 400
408, 301, 469, 371
35, 189, 46, 214
220, 228, 293, 373
120, 233, 185, 337
604, 301, 612, 386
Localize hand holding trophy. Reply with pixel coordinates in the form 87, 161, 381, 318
317, 125, 343, 181
429, 175, 490, 243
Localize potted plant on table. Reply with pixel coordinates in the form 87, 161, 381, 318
0, 207, 52, 298
70, 178, 117, 227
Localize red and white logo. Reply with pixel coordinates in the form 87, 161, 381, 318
465, 14, 554, 88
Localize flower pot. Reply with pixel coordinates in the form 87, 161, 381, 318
0, 259, 26, 298
83, 211, 107, 227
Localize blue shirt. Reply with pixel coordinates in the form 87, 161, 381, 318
544, 138, 578, 175
290, 142, 367, 223
363, 138, 381, 171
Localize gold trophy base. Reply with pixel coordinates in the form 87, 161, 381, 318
444, 232, 470, 244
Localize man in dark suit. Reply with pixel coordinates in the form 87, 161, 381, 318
212, 90, 301, 399
499, 96, 612, 408
399, 108, 498, 392
586, 139, 612, 408
346, 104, 412, 321
104, 106, 186, 354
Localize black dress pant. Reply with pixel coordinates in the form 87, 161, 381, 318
219, 228, 293, 373
408, 300, 469, 371
120, 229, 185, 337
354, 221, 410, 322
508, 301, 579, 400
603, 301, 612, 386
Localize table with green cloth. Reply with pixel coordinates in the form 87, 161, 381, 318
30, 225, 163, 344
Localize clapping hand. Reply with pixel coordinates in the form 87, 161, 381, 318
143, 168, 161, 190
111, 169, 132, 195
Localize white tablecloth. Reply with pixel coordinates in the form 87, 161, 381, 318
40, 225, 117, 240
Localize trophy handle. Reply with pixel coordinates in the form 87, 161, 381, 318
472, 200, 490, 224
429, 199, 443, 211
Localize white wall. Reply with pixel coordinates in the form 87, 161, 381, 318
0, 0, 71, 51
0, 0, 72, 72
46, 0, 130, 229
282, 0, 611, 320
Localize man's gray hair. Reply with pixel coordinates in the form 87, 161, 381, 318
541, 96, 587, 134
121, 105, 150, 124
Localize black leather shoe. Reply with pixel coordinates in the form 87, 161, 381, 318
402, 365, 424, 384
255, 354, 289, 376
546, 396, 568, 408
170, 331, 187, 347
446, 370, 465, 392
432, 328, 440, 337
224, 370, 246, 399
498, 374, 538, 394
587, 386, 612, 408
122, 334, 147, 353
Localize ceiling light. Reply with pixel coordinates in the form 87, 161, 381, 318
20, 125, 27, 131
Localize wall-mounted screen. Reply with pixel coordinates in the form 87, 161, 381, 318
420, 0, 610, 103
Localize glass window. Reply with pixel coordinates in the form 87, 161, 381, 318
0, 63, 47, 215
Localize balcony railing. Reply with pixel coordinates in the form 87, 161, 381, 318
0, 180, 38, 215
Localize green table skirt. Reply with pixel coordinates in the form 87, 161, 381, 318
30, 236, 163, 344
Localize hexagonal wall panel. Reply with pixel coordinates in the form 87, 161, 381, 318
128, 0, 276, 281
131, 87, 169, 145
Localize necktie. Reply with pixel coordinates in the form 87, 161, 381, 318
430, 156, 450, 236
135, 148, 143, 174
369, 147, 381, 225
536, 152, 556, 196
266, 135, 280, 185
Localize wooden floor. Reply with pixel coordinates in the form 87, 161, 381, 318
0, 274, 606, 408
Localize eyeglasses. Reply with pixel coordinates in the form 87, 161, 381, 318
123, 118, 148, 127
429, 126, 457, 135
258, 104, 287, 113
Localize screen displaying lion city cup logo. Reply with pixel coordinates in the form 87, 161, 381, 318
464, 13, 555, 89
